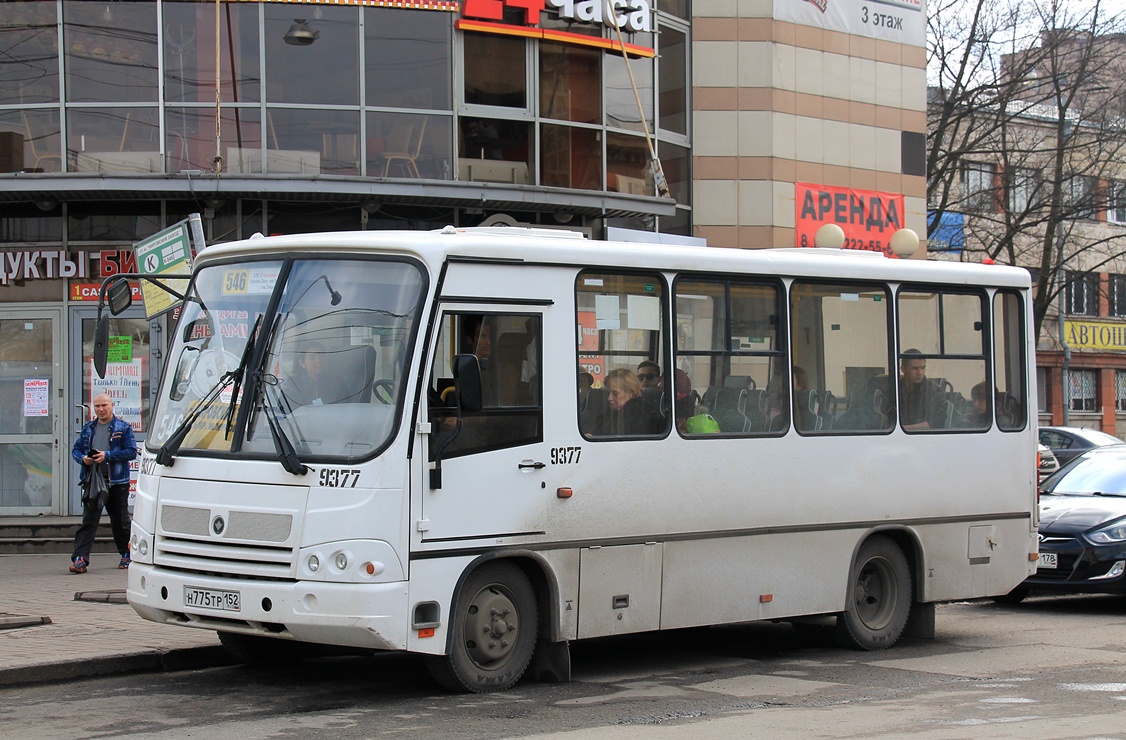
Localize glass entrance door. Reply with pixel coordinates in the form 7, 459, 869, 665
69, 307, 159, 514
0, 310, 61, 514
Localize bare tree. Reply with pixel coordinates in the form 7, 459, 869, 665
927, 0, 1126, 336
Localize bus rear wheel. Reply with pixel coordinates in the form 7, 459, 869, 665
425, 561, 538, 693
834, 536, 912, 650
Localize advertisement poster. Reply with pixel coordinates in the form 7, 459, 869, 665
795, 182, 906, 257
774, 0, 925, 47
89, 359, 144, 432
23, 378, 49, 417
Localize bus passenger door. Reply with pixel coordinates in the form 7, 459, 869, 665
420, 308, 551, 541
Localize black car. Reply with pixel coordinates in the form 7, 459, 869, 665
1038, 426, 1124, 467
1001, 446, 1126, 602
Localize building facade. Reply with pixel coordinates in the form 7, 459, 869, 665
0, 0, 926, 515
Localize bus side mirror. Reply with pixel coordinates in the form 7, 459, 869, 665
453, 353, 483, 413
107, 278, 134, 316
92, 315, 110, 379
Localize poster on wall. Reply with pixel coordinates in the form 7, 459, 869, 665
89, 359, 143, 433
774, 0, 925, 47
795, 182, 905, 257
23, 378, 49, 417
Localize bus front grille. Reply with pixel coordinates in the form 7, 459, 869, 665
155, 535, 295, 578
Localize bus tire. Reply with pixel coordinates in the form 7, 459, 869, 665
425, 561, 538, 693
833, 536, 912, 651
218, 632, 310, 666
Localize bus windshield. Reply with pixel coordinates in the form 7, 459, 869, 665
148, 257, 425, 463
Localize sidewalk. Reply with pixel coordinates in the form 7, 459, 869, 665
0, 553, 228, 687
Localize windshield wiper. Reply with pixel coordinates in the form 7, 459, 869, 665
155, 371, 236, 466
157, 323, 261, 466
260, 381, 308, 476
225, 314, 263, 437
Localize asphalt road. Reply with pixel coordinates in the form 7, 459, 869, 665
5, 594, 1126, 739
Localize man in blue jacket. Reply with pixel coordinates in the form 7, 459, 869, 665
69, 393, 137, 574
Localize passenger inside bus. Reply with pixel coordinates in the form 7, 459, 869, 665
590, 368, 661, 436
898, 350, 947, 430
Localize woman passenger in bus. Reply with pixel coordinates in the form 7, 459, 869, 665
284, 342, 347, 407
596, 368, 660, 436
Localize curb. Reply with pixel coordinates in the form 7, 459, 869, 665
0, 645, 234, 688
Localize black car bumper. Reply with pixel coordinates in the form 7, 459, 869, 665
1022, 534, 1126, 593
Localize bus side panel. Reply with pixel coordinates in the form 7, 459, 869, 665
405, 554, 477, 655
660, 532, 855, 629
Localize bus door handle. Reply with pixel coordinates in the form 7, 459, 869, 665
518, 460, 546, 470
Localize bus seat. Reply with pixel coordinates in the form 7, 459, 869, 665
723, 375, 754, 390
580, 386, 606, 435
640, 387, 667, 430
336, 344, 377, 403
711, 387, 750, 433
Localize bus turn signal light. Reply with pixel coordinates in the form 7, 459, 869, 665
418, 628, 435, 638
557, 487, 573, 498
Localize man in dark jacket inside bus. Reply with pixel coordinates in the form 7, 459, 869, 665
898, 350, 948, 431
69, 393, 137, 574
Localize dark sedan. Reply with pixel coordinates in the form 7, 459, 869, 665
1001, 446, 1126, 603
1039, 426, 1124, 467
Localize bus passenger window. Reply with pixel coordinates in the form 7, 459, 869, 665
994, 291, 1028, 431
576, 272, 669, 439
674, 278, 783, 436
791, 281, 893, 434
897, 290, 988, 432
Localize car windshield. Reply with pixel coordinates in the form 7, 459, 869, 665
1045, 453, 1126, 496
149, 257, 425, 463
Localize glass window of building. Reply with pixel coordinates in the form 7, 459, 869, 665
163, 1, 261, 104
365, 8, 451, 110
458, 117, 531, 183
1110, 274, 1126, 317
68, 201, 161, 243
1069, 369, 1098, 412
169, 107, 263, 175
264, 4, 359, 106
261, 108, 360, 176
1110, 181, 1126, 223
464, 33, 526, 109
1116, 370, 1126, 412
67, 107, 160, 173
0, 1, 60, 106
1, 109, 61, 173
658, 25, 687, 136
540, 124, 600, 190
961, 161, 995, 211
369, 111, 452, 180
540, 43, 600, 124
1065, 271, 1099, 316
1006, 167, 1039, 213
63, 1, 158, 104
607, 131, 651, 194
605, 46, 653, 133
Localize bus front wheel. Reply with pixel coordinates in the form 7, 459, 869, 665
834, 536, 912, 650
425, 561, 538, 693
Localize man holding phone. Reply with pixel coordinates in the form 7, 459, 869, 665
69, 393, 137, 574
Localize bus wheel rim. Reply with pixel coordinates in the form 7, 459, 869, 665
463, 584, 520, 668
854, 557, 896, 630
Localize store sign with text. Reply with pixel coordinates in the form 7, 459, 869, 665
795, 182, 905, 257
463, 0, 652, 32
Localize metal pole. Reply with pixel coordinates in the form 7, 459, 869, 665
1057, 224, 1071, 426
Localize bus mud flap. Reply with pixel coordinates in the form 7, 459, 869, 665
528, 639, 571, 683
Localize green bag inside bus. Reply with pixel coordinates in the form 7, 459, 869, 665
685, 413, 720, 434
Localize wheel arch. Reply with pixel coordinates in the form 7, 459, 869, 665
851, 526, 925, 604
439, 549, 559, 655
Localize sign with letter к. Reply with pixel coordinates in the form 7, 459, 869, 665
134, 220, 194, 318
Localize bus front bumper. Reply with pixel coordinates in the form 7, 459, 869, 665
127, 562, 409, 651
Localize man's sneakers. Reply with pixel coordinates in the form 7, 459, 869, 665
118, 552, 131, 569
69, 556, 88, 574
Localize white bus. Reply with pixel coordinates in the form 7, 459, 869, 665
110, 226, 1038, 692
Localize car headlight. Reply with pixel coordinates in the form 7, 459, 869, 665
1088, 522, 1126, 544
